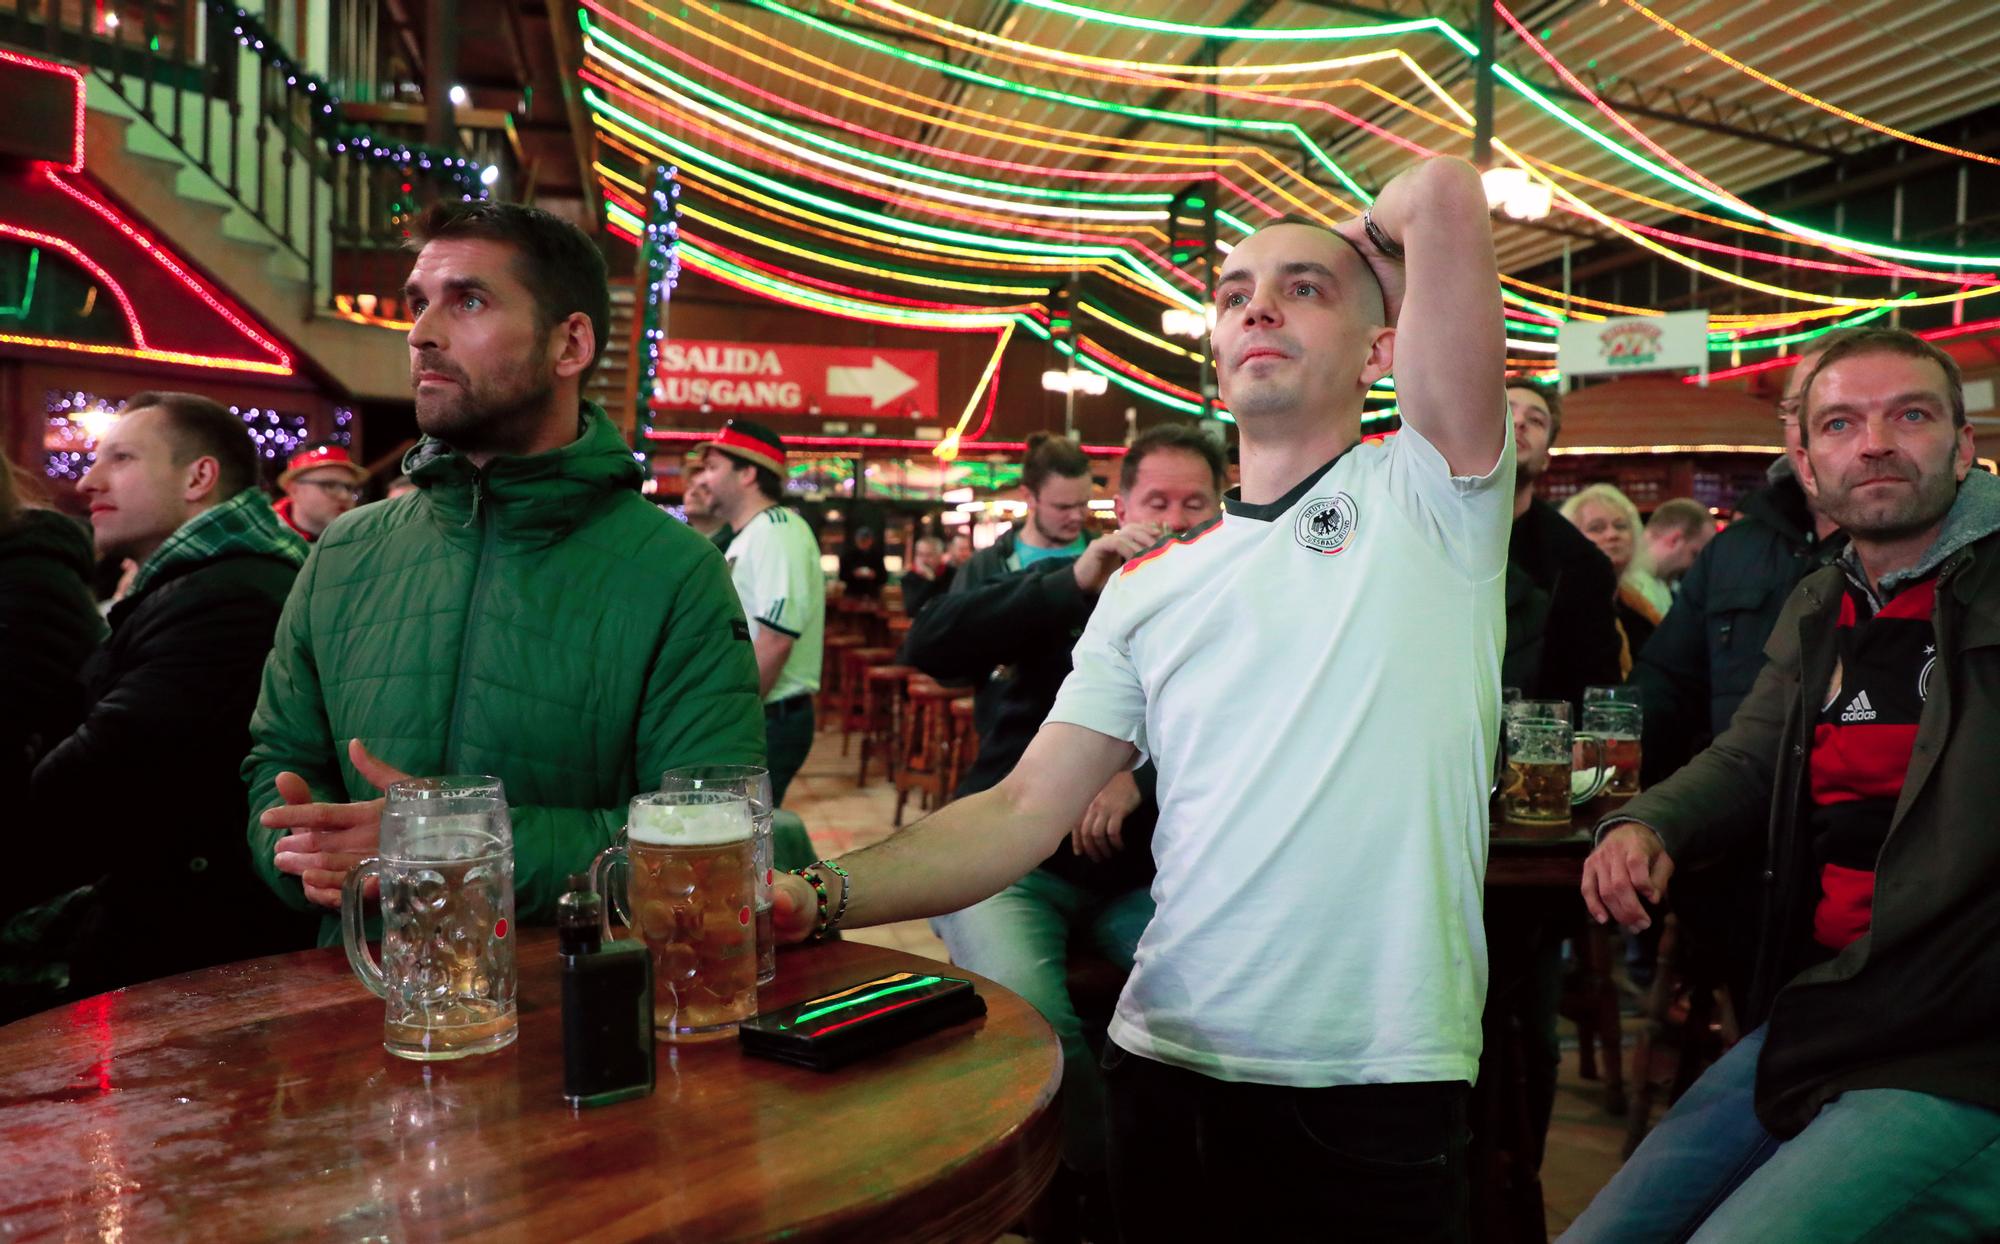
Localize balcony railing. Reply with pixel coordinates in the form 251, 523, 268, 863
1, 0, 502, 315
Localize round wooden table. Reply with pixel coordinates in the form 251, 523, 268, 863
0, 933, 1061, 1242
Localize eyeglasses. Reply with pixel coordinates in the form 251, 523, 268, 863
299, 479, 364, 499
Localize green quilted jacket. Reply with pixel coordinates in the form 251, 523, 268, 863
243, 406, 764, 935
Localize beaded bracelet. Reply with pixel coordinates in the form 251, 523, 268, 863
816, 858, 852, 931
790, 866, 833, 941
1362, 209, 1405, 262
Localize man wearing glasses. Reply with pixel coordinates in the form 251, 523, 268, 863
273, 443, 366, 542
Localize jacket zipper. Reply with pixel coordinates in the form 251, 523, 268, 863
442, 468, 495, 767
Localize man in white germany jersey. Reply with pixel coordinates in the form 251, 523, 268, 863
773, 158, 1508, 1241
690, 419, 824, 805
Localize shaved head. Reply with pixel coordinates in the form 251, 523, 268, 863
1230, 217, 1387, 327
1212, 221, 1395, 423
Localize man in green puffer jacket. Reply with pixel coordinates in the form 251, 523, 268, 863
245, 202, 764, 937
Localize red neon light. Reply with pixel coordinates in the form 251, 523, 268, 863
0, 48, 85, 172
583, 1, 1283, 226
676, 241, 1011, 334
805, 997, 927, 1037
1691, 315, 2000, 384
43, 170, 293, 369
689, 231, 1041, 315
649, 429, 1126, 457
583, 69, 1208, 291
1493, 2, 1731, 204
584, 0, 1252, 193
0, 331, 293, 373
0, 222, 147, 342
1620, 219, 1990, 284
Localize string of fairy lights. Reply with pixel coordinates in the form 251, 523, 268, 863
577, 0, 2000, 432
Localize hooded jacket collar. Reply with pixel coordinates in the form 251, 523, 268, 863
404, 402, 641, 548
1839, 468, 2000, 605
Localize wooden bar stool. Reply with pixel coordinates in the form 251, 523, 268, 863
838, 647, 895, 755
1559, 923, 1628, 1116
894, 676, 959, 827
818, 634, 864, 725
858, 661, 915, 786
945, 696, 979, 797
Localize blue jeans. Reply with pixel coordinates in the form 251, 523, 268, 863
933, 868, 1154, 1172
1561, 1024, 2000, 1244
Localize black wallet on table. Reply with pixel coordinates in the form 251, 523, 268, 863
738, 970, 986, 1070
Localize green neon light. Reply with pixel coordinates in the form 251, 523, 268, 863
1005, 0, 1477, 55
739, 0, 1376, 205
584, 16, 1176, 208
587, 89, 1202, 309
791, 976, 942, 1026
821, 0, 1993, 270
1714, 298, 1904, 350
1486, 64, 2000, 268
0, 247, 38, 319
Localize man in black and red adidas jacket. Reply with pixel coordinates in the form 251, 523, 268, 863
1565, 329, 2000, 1244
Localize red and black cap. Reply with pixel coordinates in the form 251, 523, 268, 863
278, 443, 367, 487
695, 419, 786, 475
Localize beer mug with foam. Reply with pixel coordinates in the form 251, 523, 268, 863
592, 790, 758, 1041
341, 787, 517, 1060
662, 765, 777, 986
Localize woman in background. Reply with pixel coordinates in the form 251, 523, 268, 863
1562, 482, 1665, 675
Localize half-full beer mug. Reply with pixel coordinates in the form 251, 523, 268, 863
1501, 718, 1610, 830
342, 793, 518, 1060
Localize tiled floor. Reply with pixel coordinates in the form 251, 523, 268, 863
786, 726, 1640, 1239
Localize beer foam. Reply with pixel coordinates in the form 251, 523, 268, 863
630, 799, 751, 846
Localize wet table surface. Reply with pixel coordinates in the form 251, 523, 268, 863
0, 932, 1061, 1243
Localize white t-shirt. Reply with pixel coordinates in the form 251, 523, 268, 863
725, 505, 825, 703
1046, 418, 1514, 1086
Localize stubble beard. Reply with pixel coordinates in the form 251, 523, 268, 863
1819, 457, 1958, 543
1031, 508, 1075, 547
414, 348, 557, 460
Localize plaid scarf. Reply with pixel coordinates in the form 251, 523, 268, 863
126, 488, 307, 599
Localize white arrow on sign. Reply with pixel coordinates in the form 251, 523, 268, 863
825, 356, 919, 410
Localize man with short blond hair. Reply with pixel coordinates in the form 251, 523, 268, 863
1644, 497, 1714, 588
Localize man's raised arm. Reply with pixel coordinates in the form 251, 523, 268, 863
772, 722, 1137, 937
1340, 157, 1506, 476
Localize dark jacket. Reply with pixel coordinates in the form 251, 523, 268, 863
1505, 498, 1624, 708
0, 509, 102, 809
1630, 468, 1846, 778
1606, 470, 2000, 1137
27, 547, 318, 991
838, 543, 886, 598
903, 552, 1157, 895
952, 525, 1022, 597
899, 564, 954, 619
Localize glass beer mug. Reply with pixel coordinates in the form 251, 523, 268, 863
661, 764, 777, 986
1500, 717, 1611, 831
593, 790, 759, 1042
342, 787, 518, 1060
1582, 702, 1644, 797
